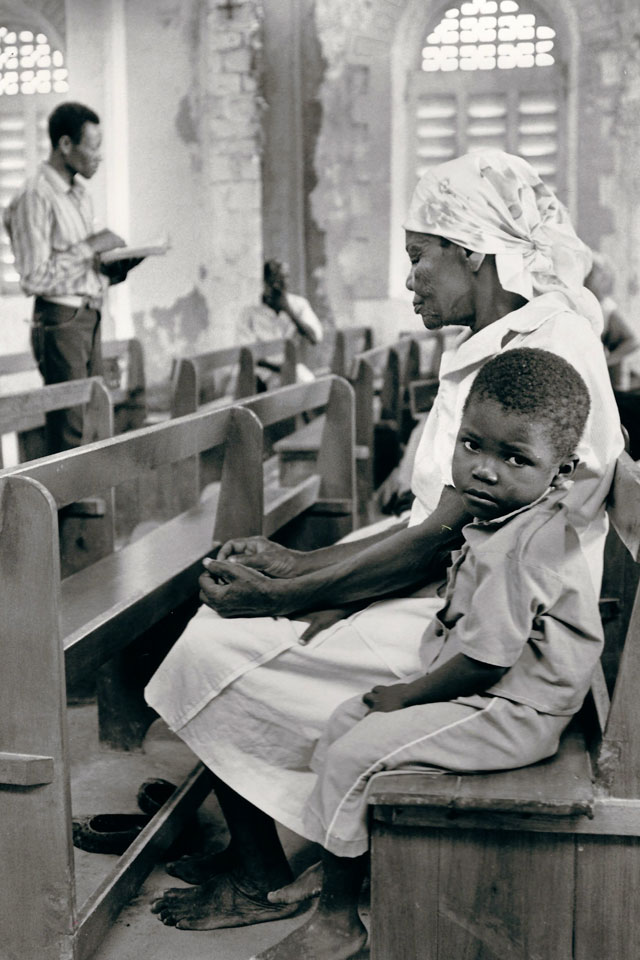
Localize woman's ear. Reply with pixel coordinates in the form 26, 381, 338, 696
551, 456, 579, 488
466, 250, 486, 273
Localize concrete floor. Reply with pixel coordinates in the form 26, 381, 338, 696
70, 703, 370, 960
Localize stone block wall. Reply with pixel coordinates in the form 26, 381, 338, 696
128, 0, 265, 386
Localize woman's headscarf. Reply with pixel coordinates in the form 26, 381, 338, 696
403, 150, 602, 332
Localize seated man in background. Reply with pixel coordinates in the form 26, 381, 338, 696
237, 258, 323, 386
585, 251, 640, 390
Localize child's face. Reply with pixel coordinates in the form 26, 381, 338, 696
451, 398, 574, 521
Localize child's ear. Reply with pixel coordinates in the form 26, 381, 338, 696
550, 456, 578, 488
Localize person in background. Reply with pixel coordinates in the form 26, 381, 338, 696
585, 251, 640, 458
585, 251, 640, 390
237, 258, 323, 386
3, 101, 141, 451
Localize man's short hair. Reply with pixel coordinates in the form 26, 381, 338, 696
464, 348, 591, 459
49, 102, 100, 148
264, 259, 287, 288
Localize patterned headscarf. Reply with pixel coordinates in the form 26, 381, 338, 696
404, 150, 602, 332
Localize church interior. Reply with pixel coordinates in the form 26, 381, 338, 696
2, 1, 640, 959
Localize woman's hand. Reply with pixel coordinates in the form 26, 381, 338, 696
297, 608, 353, 644
217, 536, 304, 578
362, 683, 411, 713
199, 558, 282, 617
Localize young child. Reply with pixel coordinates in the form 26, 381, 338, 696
255, 347, 604, 960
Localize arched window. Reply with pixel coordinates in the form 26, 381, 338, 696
408, 0, 565, 200
0, 25, 68, 292
0, 26, 68, 95
422, 0, 555, 72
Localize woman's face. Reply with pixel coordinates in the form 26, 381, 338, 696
405, 230, 476, 330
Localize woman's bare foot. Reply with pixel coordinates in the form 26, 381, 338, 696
165, 845, 234, 884
267, 861, 323, 904
151, 872, 303, 930
250, 906, 368, 960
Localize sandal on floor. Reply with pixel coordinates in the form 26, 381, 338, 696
136, 778, 177, 816
72, 813, 151, 855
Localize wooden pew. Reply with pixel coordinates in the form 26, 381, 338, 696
0, 349, 39, 380
273, 336, 421, 524
0, 373, 355, 960
169, 336, 298, 419
0, 376, 112, 469
238, 375, 356, 549
367, 451, 640, 960
328, 325, 373, 378
357, 336, 421, 451
102, 337, 147, 431
0, 377, 114, 587
0, 338, 147, 434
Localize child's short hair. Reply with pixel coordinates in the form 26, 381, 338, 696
465, 348, 590, 459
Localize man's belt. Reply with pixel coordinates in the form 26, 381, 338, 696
38, 294, 103, 311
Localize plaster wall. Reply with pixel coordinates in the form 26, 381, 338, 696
126, 0, 264, 386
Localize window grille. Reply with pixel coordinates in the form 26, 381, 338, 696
409, 1, 564, 201
422, 0, 555, 72
0, 26, 67, 293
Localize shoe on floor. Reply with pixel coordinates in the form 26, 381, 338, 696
72, 813, 151, 855
136, 778, 177, 816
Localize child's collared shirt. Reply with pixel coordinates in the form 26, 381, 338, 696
420, 489, 604, 716
407, 292, 624, 596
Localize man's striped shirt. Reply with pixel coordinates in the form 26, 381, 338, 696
3, 161, 108, 299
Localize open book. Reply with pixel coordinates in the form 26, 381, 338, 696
100, 237, 170, 264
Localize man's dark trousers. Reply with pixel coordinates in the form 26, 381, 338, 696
32, 296, 103, 452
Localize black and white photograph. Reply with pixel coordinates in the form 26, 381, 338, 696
1, 1, 639, 958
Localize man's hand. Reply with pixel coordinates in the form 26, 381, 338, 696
363, 683, 410, 713
86, 228, 127, 254
263, 287, 287, 314
218, 536, 303, 578
100, 257, 144, 285
198, 557, 281, 617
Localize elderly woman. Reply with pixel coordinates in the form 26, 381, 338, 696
147, 151, 622, 955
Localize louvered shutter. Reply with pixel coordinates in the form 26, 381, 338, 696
0, 98, 61, 293
0, 111, 27, 290
409, 63, 565, 202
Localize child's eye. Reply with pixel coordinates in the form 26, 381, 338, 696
462, 438, 479, 452
507, 454, 530, 467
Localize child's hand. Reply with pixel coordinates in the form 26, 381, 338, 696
362, 683, 410, 713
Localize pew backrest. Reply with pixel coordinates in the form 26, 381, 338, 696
0, 377, 112, 467
102, 337, 146, 407
171, 338, 298, 419
330, 326, 373, 378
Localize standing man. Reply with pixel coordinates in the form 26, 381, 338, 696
3, 101, 140, 451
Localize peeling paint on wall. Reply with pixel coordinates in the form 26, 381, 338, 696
134, 286, 210, 383
149, 286, 209, 338
175, 94, 199, 145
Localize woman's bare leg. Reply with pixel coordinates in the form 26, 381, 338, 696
152, 774, 301, 930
